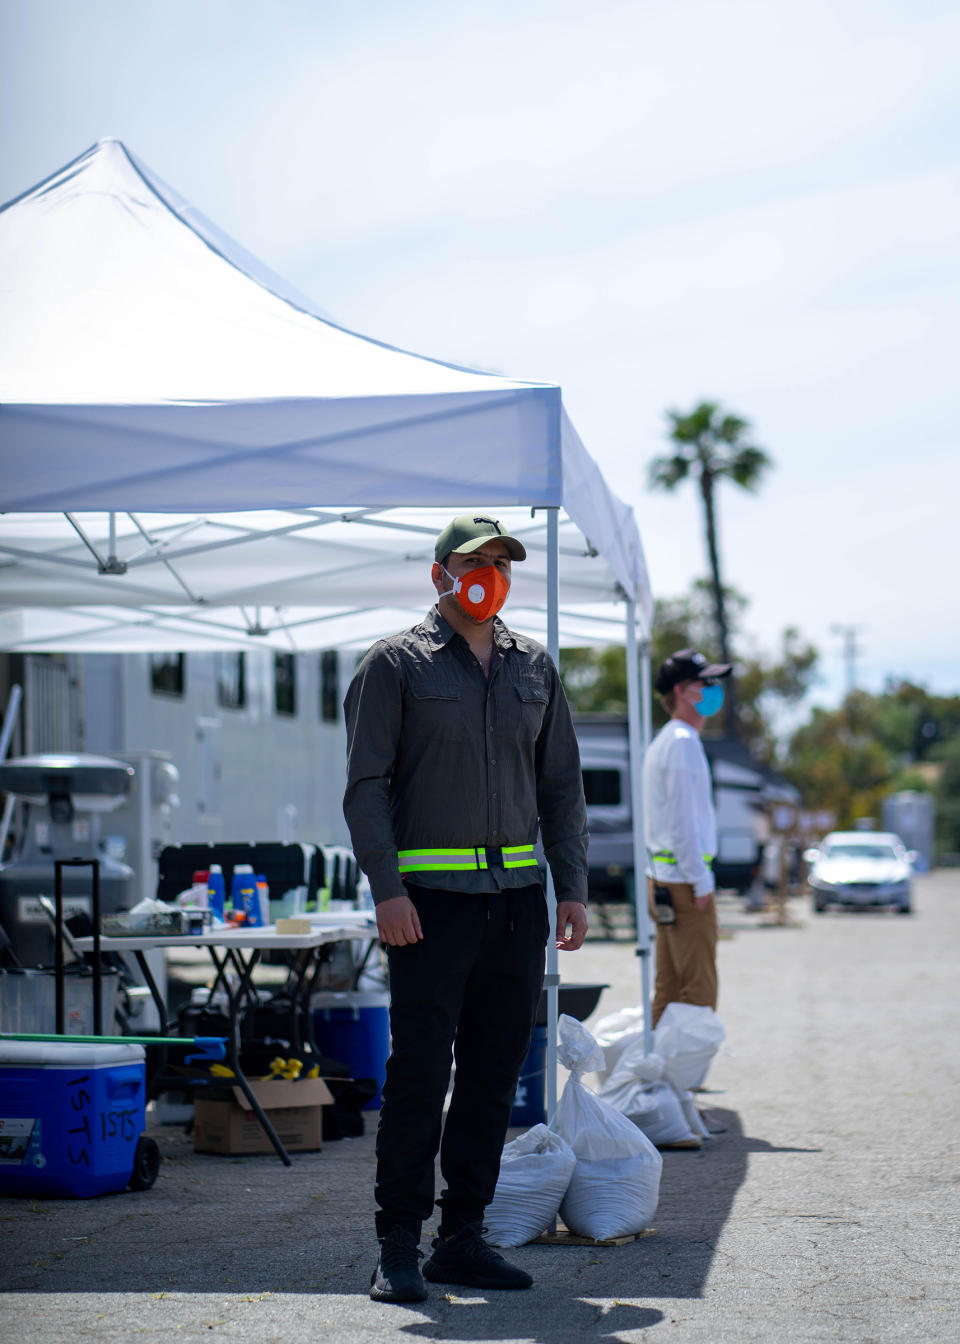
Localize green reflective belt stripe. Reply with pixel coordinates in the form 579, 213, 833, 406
501, 845, 539, 869
653, 851, 713, 865
397, 845, 538, 874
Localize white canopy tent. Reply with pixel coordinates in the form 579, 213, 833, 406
0, 139, 657, 1086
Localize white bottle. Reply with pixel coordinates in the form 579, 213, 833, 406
190, 869, 210, 910
176, 870, 210, 910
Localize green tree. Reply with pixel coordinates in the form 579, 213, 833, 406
559, 578, 817, 763
783, 682, 960, 844
784, 697, 895, 825
735, 626, 819, 761
648, 401, 772, 733
871, 679, 960, 763
932, 736, 960, 855
559, 645, 628, 713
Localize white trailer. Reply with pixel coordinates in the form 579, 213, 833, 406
575, 714, 784, 897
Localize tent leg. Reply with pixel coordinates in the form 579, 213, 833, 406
625, 602, 654, 1056
545, 507, 560, 1123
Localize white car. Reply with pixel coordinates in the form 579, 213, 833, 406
805, 831, 914, 914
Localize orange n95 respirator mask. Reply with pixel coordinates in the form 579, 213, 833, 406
439, 564, 510, 621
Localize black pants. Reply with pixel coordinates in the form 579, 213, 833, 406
374, 883, 548, 1240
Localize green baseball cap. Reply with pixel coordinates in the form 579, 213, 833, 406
434, 514, 527, 563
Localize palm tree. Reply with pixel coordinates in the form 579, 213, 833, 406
648, 400, 771, 734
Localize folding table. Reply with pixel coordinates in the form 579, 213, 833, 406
73, 914, 377, 1165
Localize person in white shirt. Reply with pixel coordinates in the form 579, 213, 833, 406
643, 648, 732, 1026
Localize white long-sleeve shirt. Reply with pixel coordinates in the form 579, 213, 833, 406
642, 718, 716, 898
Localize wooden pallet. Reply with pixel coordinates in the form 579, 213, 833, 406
533, 1223, 656, 1247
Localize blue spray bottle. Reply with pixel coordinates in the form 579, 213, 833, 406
207, 863, 226, 922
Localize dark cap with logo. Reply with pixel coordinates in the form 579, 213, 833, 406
434, 514, 527, 563
655, 648, 732, 693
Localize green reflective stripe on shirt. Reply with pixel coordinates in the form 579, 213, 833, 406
398, 858, 479, 872
398, 848, 476, 858
502, 844, 537, 869
653, 850, 713, 864
398, 848, 478, 873
397, 844, 537, 874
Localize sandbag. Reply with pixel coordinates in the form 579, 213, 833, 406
600, 1036, 710, 1146
551, 1016, 662, 1240
653, 1002, 726, 1091
604, 1038, 666, 1089
589, 1003, 646, 1083
678, 1089, 710, 1139
485, 1124, 577, 1248
600, 1077, 699, 1147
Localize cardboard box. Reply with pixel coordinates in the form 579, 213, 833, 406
193, 1077, 334, 1155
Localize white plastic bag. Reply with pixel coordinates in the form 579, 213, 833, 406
600, 1036, 710, 1146
552, 1016, 662, 1240
678, 1089, 710, 1139
605, 1039, 666, 1089
589, 1004, 647, 1083
601, 1077, 699, 1147
485, 1124, 577, 1247
653, 1003, 726, 1091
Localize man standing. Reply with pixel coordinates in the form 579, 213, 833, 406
642, 648, 732, 1027
343, 514, 589, 1305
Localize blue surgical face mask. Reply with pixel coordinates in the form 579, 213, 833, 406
695, 683, 725, 717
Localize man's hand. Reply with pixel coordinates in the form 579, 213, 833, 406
694, 891, 715, 912
556, 900, 588, 951
376, 895, 423, 947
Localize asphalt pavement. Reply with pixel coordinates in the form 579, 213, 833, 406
2, 870, 958, 1344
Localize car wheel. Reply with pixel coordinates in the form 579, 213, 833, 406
896, 904, 912, 915
813, 899, 826, 913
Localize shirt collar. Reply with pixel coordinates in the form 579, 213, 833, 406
423, 605, 517, 651
422, 605, 457, 647
492, 617, 518, 650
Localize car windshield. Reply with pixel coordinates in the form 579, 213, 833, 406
824, 843, 898, 861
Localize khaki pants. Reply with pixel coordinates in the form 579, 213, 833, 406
647, 878, 718, 1028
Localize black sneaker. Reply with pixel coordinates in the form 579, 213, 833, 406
370, 1226, 427, 1304
422, 1221, 533, 1290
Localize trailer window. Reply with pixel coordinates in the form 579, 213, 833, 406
320, 650, 338, 722
274, 653, 297, 717
216, 652, 246, 709
150, 653, 185, 698
582, 768, 621, 806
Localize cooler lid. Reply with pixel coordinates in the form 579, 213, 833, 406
309, 990, 389, 1009
0, 753, 135, 800
0, 1040, 145, 1065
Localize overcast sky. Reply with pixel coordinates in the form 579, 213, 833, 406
1, 0, 957, 707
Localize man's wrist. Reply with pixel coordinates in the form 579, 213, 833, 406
555, 894, 588, 912
370, 881, 408, 907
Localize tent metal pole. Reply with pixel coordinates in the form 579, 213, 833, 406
625, 600, 654, 1056
641, 637, 653, 748
641, 632, 654, 1047
545, 507, 560, 1123
0, 685, 23, 860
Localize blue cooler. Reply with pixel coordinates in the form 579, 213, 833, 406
510, 1024, 547, 1127
0, 1040, 146, 1198
310, 990, 390, 1109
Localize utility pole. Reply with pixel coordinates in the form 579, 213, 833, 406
830, 624, 863, 700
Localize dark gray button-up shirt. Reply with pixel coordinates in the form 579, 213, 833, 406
343, 606, 588, 907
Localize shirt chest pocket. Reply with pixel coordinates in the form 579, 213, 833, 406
407, 680, 468, 742
497, 681, 549, 741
